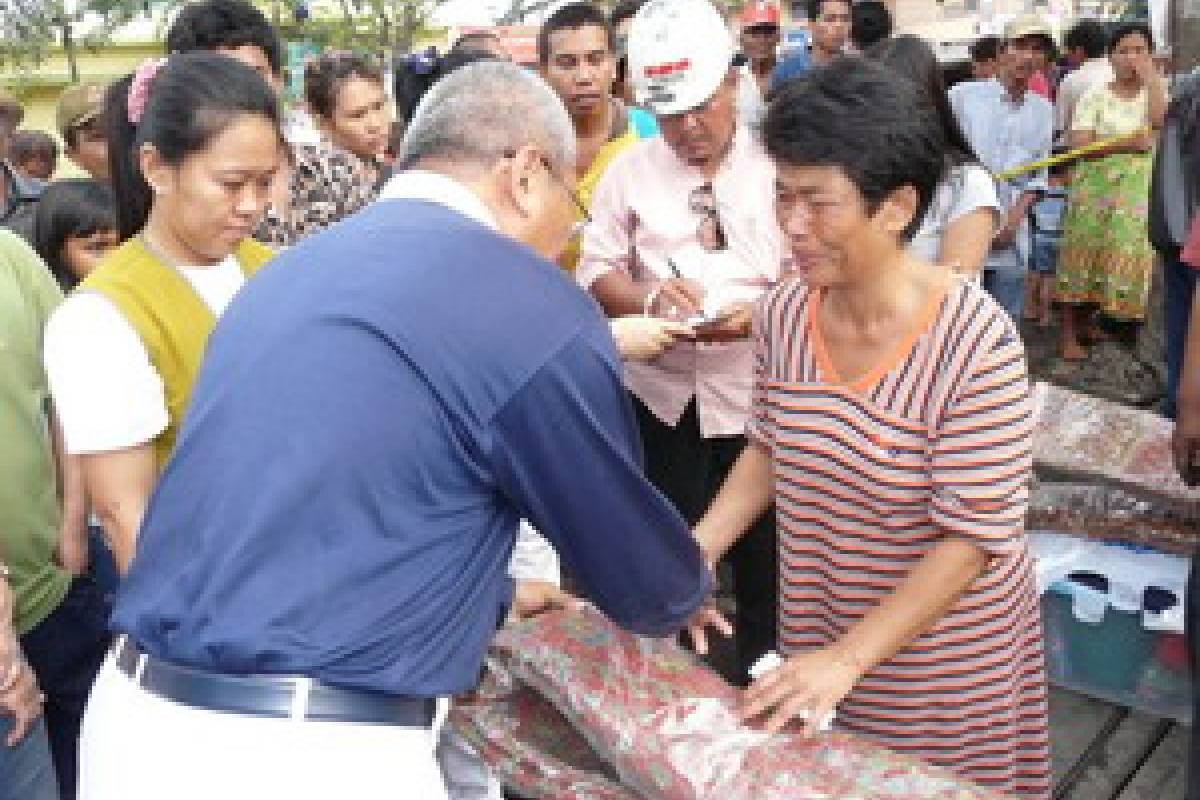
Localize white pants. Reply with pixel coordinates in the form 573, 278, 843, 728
437, 729, 502, 800
431, 521, 557, 800
79, 654, 450, 800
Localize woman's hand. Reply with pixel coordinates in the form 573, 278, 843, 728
611, 316, 693, 361
1127, 128, 1158, 153
1131, 52, 1161, 87
739, 646, 865, 736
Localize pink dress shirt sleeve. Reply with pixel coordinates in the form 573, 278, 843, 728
576, 157, 637, 291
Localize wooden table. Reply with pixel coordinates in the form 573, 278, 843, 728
1050, 686, 1189, 800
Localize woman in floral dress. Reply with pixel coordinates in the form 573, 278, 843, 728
1056, 22, 1168, 361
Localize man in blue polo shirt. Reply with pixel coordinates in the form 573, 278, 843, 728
77, 61, 717, 800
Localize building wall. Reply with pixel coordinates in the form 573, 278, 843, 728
3, 41, 164, 177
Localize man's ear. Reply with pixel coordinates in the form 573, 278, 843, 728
501, 145, 543, 218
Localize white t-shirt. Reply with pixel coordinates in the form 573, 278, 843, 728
908, 163, 1000, 265
736, 65, 767, 127
44, 255, 246, 455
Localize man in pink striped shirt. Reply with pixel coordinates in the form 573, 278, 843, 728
577, 0, 786, 679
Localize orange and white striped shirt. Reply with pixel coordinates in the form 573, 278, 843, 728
750, 278, 1051, 799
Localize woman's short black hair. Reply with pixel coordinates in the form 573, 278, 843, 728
1065, 19, 1107, 59
165, 0, 283, 75
31, 178, 116, 290
762, 57, 946, 240
867, 34, 978, 165
106, 52, 284, 241
968, 35, 1001, 64
1109, 21, 1154, 54
304, 52, 385, 120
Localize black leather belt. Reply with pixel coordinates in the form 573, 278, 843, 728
114, 637, 436, 727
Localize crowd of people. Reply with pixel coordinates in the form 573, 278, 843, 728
0, 0, 1198, 799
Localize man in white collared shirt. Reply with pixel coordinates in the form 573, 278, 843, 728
950, 15, 1055, 319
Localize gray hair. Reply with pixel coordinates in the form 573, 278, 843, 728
401, 61, 576, 173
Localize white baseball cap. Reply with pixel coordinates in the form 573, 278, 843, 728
628, 0, 736, 116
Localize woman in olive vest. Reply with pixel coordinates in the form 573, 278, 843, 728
44, 53, 285, 574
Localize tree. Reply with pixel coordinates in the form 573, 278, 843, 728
495, 0, 559, 24
360, 0, 446, 53
273, 0, 447, 55
0, 0, 149, 83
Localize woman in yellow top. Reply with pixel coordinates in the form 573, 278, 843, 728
44, 53, 285, 573
1056, 22, 1167, 361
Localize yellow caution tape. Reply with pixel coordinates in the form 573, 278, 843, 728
994, 127, 1153, 183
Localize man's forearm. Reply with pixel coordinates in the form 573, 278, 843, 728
589, 270, 657, 318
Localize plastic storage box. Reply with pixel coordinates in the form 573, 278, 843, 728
1031, 532, 1191, 723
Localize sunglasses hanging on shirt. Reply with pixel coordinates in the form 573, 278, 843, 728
688, 183, 729, 253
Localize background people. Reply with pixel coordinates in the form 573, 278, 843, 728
1056, 22, 1167, 361
1057, 19, 1113, 138
9, 132, 58, 183
44, 54, 283, 574
737, 1, 781, 124
304, 52, 392, 188
166, 0, 378, 247
950, 15, 1055, 319
0, 575, 57, 800
771, 0, 852, 87
0, 93, 44, 236
56, 83, 110, 183
32, 180, 117, 291
0, 227, 101, 800
869, 34, 999, 278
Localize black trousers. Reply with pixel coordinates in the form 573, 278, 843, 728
633, 396, 777, 683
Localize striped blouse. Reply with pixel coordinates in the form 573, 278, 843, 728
750, 278, 1051, 799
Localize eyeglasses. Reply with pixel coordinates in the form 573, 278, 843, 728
688, 183, 728, 252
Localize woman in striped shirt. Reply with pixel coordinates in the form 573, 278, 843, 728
694, 59, 1050, 798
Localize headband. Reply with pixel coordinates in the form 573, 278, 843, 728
127, 57, 168, 125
